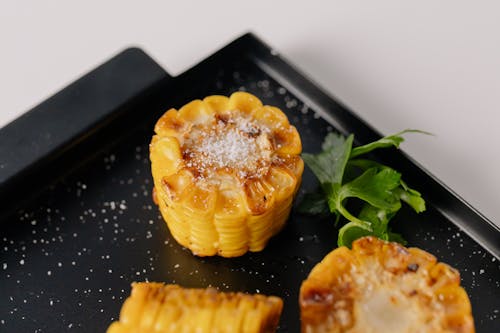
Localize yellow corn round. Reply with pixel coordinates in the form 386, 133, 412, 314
150, 92, 303, 257
106, 282, 283, 333
300, 236, 475, 333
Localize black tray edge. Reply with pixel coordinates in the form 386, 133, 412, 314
0, 47, 171, 218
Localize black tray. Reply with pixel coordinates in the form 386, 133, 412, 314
1, 33, 499, 332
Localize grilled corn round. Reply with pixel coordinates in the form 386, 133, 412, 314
300, 236, 475, 333
150, 92, 303, 257
107, 282, 283, 333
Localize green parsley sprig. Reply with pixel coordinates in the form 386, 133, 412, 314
299, 130, 428, 247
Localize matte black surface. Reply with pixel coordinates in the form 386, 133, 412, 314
0, 33, 499, 332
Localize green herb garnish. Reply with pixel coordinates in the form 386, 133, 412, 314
299, 129, 428, 247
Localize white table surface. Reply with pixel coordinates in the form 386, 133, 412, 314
1, 1, 499, 227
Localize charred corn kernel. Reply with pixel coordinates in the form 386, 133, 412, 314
300, 236, 475, 333
106, 282, 283, 333
150, 92, 303, 257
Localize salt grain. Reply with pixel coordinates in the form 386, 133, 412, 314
182, 114, 272, 179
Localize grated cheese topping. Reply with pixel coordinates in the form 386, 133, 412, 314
182, 112, 273, 179
342, 258, 446, 333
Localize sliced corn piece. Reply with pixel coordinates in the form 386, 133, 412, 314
150, 92, 303, 257
300, 236, 475, 333
107, 283, 283, 333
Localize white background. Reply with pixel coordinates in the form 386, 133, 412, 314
1, 1, 499, 227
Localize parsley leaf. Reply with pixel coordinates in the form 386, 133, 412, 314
300, 130, 427, 247
350, 129, 431, 158
397, 180, 426, 213
339, 167, 402, 212
302, 133, 353, 185
338, 222, 373, 247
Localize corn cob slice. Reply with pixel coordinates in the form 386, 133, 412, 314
150, 92, 303, 257
299, 236, 475, 333
106, 282, 283, 333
